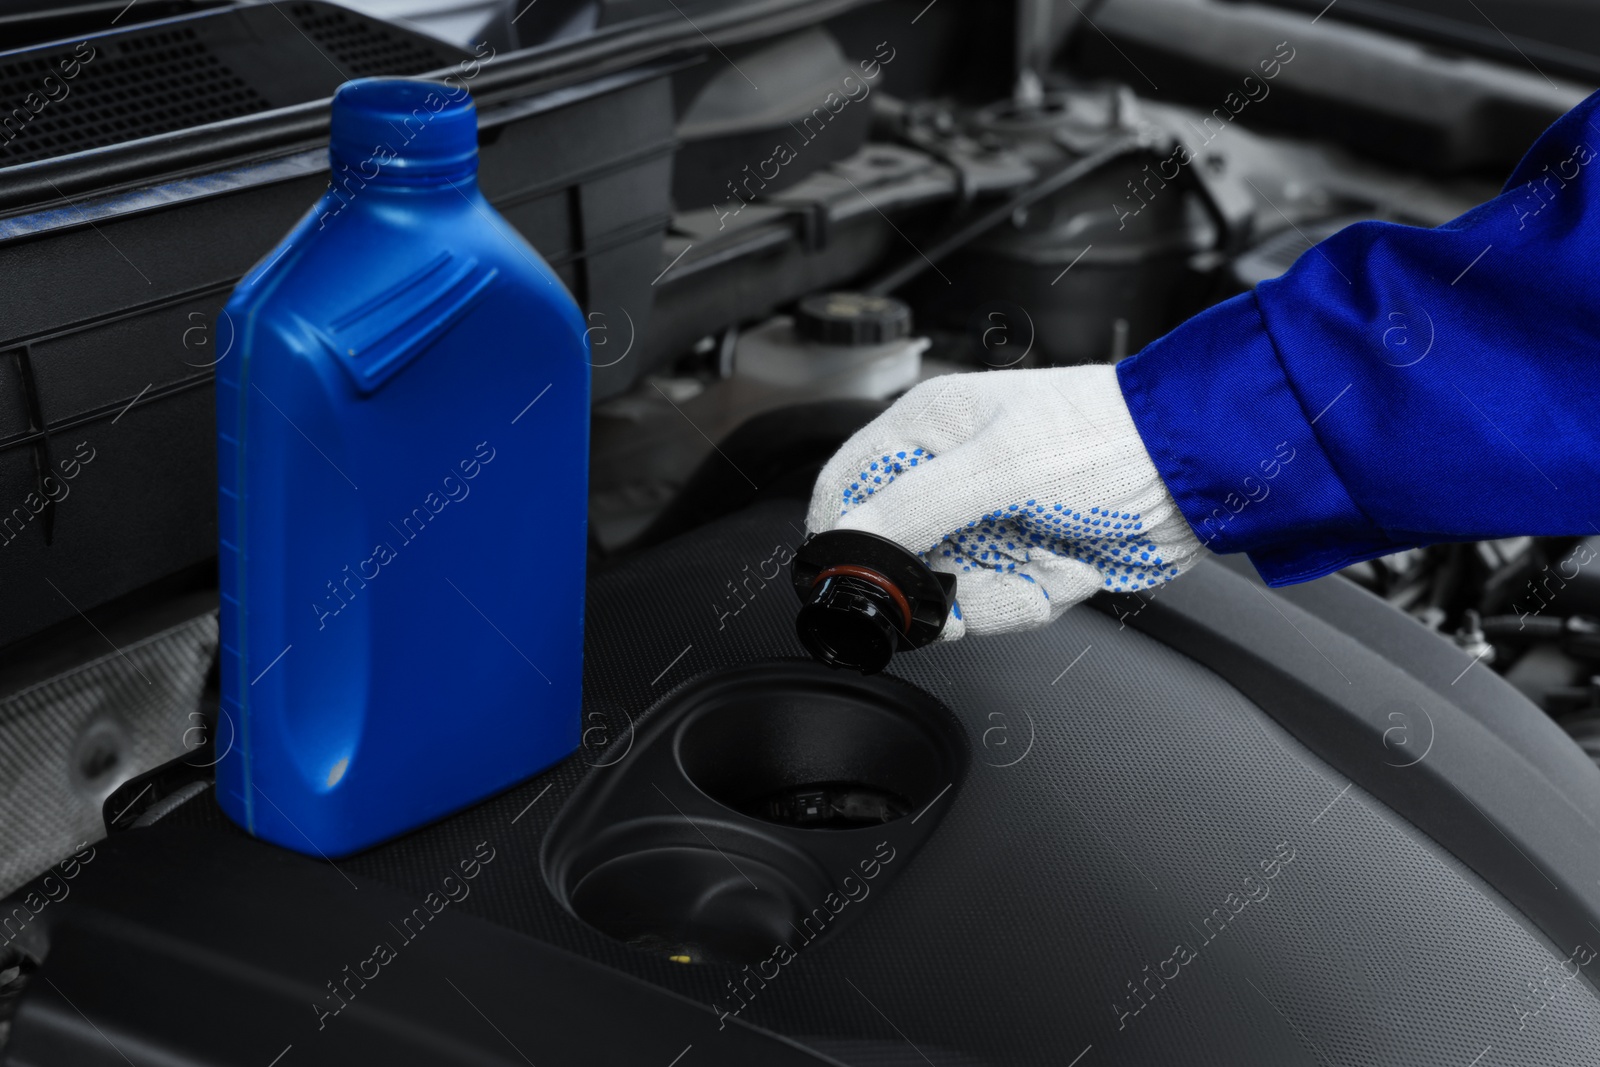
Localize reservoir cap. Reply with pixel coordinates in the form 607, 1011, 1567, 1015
795, 292, 912, 347
330, 78, 478, 178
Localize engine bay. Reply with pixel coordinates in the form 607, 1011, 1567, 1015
2, 0, 1600, 1062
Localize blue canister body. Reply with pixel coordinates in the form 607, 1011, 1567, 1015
215, 79, 589, 856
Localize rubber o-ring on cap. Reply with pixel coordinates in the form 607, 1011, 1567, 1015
791, 530, 956, 674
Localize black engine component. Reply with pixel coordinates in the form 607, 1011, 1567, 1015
630, 398, 888, 550
10, 501, 1600, 1065
543, 659, 965, 964
1068, 0, 1587, 175
791, 528, 955, 672
752, 781, 908, 827
896, 93, 1219, 365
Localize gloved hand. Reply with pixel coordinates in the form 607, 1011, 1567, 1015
806, 365, 1205, 640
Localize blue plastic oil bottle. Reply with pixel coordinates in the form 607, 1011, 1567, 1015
215, 78, 589, 856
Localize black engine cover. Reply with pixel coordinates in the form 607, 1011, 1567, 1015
9, 501, 1600, 1065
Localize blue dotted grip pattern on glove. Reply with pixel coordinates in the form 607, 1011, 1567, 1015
811, 365, 1206, 638
931, 503, 1181, 592
843, 449, 1183, 597
841, 449, 932, 511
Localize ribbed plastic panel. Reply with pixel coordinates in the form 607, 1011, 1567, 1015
169, 502, 1600, 1064
0, 611, 216, 896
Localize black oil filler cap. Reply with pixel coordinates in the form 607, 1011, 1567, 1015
791, 529, 956, 673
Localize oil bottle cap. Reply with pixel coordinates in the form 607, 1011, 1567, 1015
330, 78, 478, 179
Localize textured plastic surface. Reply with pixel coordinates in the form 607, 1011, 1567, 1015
5, 826, 846, 1067
214, 79, 589, 856
86, 500, 1600, 1065
0, 611, 216, 897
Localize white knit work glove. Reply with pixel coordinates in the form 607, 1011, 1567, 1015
806, 366, 1205, 640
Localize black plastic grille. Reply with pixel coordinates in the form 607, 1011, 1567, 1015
288, 2, 451, 79
0, 3, 459, 169
0, 28, 266, 167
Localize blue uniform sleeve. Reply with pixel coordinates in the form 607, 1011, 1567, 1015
1116, 90, 1600, 586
